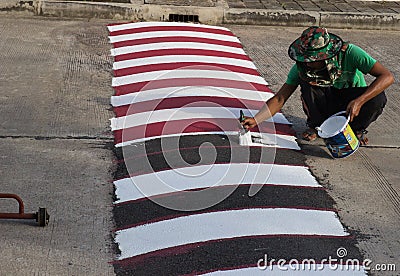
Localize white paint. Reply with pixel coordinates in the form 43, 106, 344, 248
110, 106, 289, 131
112, 69, 267, 87
111, 42, 246, 57
115, 131, 300, 150
108, 21, 231, 33
113, 55, 257, 70
239, 129, 273, 146
317, 114, 348, 138
109, 31, 240, 44
115, 208, 348, 259
110, 87, 273, 107
114, 163, 320, 204
199, 265, 367, 275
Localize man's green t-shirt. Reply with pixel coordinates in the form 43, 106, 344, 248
286, 44, 377, 89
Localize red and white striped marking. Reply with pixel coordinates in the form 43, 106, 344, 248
108, 21, 294, 148
108, 22, 365, 275
109, 31, 240, 44
113, 55, 257, 72
110, 42, 246, 58
110, 107, 289, 130
110, 87, 273, 107
112, 69, 267, 88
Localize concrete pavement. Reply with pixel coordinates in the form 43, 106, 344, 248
1, 0, 400, 30
0, 15, 115, 275
227, 25, 400, 274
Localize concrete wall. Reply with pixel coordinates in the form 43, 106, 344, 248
2, 0, 399, 30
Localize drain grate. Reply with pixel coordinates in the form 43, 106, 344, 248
169, 14, 199, 23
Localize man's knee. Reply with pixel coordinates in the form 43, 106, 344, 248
362, 91, 387, 112
352, 92, 387, 131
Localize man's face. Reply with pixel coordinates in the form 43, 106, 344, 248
305, 61, 326, 70
297, 60, 332, 86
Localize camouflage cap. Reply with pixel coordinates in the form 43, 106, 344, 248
288, 26, 343, 63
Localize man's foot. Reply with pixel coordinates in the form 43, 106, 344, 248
302, 128, 318, 142
356, 130, 369, 145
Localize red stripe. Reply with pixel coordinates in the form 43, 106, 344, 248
113, 36, 242, 49
113, 97, 266, 117
114, 49, 250, 62
113, 119, 295, 145
114, 62, 259, 77
109, 25, 235, 37
114, 78, 271, 96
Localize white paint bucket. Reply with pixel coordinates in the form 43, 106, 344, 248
316, 111, 360, 158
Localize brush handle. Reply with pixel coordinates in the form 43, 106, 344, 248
239, 110, 245, 123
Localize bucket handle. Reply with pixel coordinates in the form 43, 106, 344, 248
330, 111, 350, 125
315, 111, 350, 133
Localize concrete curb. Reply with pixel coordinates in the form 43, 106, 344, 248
38, 1, 225, 24
224, 8, 400, 30
320, 12, 400, 30
4, 0, 400, 30
223, 9, 319, 27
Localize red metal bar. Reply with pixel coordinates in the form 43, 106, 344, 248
0, 193, 36, 220
0, 213, 36, 219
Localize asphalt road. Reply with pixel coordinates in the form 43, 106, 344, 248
0, 15, 398, 275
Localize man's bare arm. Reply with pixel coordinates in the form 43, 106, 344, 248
242, 83, 297, 129
347, 61, 394, 122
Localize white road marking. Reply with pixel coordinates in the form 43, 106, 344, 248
115, 208, 348, 259
114, 163, 320, 204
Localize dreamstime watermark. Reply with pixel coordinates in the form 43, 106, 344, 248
257, 247, 396, 272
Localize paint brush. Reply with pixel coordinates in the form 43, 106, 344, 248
238, 110, 276, 146
239, 110, 245, 124
238, 110, 252, 145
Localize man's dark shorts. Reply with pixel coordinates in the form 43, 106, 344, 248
299, 82, 387, 132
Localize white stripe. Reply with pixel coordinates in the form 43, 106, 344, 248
200, 265, 367, 275
111, 42, 246, 56
108, 21, 231, 33
115, 208, 348, 259
115, 132, 300, 150
113, 55, 257, 70
114, 163, 319, 204
111, 87, 273, 107
110, 107, 289, 131
109, 31, 240, 44
111, 42, 246, 57
112, 69, 267, 87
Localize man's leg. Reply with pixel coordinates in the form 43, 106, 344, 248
299, 81, 342, 141
299, 81, 339, 128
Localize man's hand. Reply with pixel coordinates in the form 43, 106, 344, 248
346, 98, 363, 122
239, 83, 297, 130
241, 117, 258, 130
